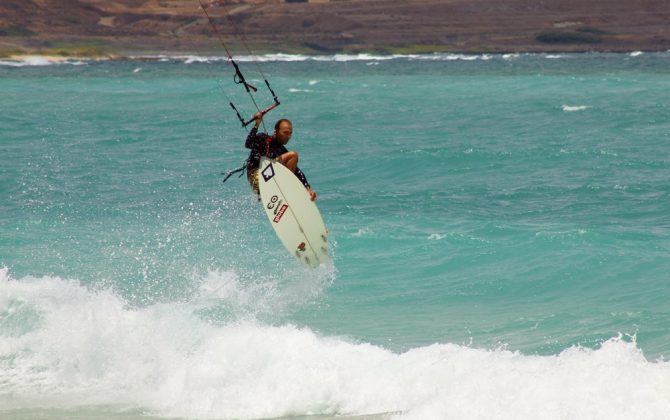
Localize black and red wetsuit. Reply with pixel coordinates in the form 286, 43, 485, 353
245, 126, 310, 189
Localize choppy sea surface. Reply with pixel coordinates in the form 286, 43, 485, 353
1, 52, 670, 419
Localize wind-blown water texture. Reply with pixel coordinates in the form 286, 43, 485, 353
1, 52, 670, 419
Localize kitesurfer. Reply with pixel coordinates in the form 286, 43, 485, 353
245, 112, 317, 201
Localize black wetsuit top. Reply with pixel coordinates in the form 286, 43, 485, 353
245, 127, 310, 188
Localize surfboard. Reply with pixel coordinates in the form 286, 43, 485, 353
257, 157, 330, 268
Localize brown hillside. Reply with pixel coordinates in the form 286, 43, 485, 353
1, 0, 669, 55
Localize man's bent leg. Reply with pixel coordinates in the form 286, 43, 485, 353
278, 151, 299, 172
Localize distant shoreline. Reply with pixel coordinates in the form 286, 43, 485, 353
2, 47, 667, 66
2, 36, 670, 62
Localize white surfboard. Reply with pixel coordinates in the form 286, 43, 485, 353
257, 157, 330, 268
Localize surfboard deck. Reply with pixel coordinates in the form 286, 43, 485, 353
257, 157, 330, 268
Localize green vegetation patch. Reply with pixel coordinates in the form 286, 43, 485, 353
0, 25, 35, 37
0, 36, 122, 59
0, 48, 27, 58
536, 30, 602, 44
577, 26, 610, 35
373, 44, 455, 54
49, 46, 115, 58
36, 39, 119, 58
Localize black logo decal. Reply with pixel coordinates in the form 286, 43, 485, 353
261, 163, 275, 182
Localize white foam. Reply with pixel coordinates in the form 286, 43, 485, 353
127, 52, 506, 64
3, 52, 666, 68
0, 57, 60, 67
184, 55, 220, 64
1, 271, 669, 419
562, 104, 590, 112
352, 227, 372, 237
0, 56, 92, 67
502, 53, 521, 60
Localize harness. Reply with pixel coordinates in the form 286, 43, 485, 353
221, 134, 275, 183
265, 134, 274, 157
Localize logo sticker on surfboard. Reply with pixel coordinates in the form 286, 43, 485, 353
261, 163, 275, 182
273, 204, 288, 223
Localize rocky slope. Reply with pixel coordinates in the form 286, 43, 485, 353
1, 0, 669, 56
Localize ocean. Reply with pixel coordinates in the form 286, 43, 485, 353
1, 52, 669, 419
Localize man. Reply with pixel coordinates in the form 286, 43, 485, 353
245, 112, 317, 201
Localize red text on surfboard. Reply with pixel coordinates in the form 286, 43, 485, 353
273, 204, 288, 223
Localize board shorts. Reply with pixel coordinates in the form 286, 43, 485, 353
247, 170, 260, 197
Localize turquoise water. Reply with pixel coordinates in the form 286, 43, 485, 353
1, 52, 670, 419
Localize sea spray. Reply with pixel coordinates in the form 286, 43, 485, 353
2, 271, 669, 419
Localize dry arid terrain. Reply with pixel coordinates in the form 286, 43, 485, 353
1, 0, 669, 57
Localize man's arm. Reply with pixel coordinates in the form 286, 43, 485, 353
295, 167, 317, 201
245, 126, 260, 150
295, 167, 309, 189
245, 112, 264, 150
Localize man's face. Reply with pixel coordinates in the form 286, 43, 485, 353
276, 121, 293, 145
